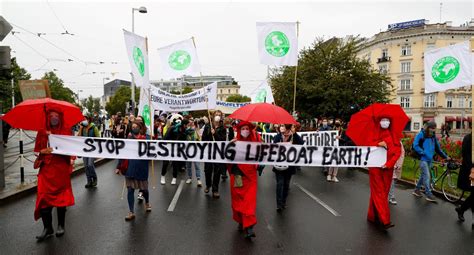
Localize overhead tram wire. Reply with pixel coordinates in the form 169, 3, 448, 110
46, 0, 73, 35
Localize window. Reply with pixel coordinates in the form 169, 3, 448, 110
469, 97, 472, 108
401, 45, 411, 56
446, 95, 453, 108
401, 62, 411, 73
379, 64, 388, 74
426, 43, 436, 51
459, 95, 465, 108
228, 89, 231, 94
400, 79, 411, 90
382, 49, 388, 58
400, 96, 410, 108
424, 94, 436, 108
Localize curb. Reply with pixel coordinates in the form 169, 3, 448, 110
0, 158, 111, 206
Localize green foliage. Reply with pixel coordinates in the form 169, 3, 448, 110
182, 86, 193, 94
41, 71, 76, 103
270, 37, 393, 121
0, 58, 31, 112
83, 95, 101, 114
105, 86, 139, 115
226, 94, 251, 102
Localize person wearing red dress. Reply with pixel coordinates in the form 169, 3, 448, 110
367, 117, 401, 230
229, 121, 261, 239
34, 109, 75, 241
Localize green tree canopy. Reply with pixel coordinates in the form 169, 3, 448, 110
82, 95, 101, 115
0, 58, 31, 112
226, 94, 251, 102
41, 71, 76, 103
270, 37, 393, 121
105, 86, 140, 115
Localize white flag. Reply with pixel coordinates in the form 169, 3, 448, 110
157, 39, 201, 79
251, 80, 275, 103
138, 86, 153, 130
123, 29, 149, 87
424, 41, 472, 93
256, 22, 298, 66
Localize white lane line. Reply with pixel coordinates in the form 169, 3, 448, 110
167, 180, 185, 212
294, 182, 341, 217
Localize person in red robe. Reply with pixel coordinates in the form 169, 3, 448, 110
34, 109, 75, 241
229, 121, 261, 239
367, 117, 401, 230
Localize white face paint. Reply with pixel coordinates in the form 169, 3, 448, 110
380, 118, 390, 129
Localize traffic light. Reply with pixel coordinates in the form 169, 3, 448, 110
0, 46, 11, 70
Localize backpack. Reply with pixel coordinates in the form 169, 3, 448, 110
411, 135, 425, 159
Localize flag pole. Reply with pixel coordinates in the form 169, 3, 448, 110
191, 36, 215, 138
292, 21, 300, 114
470, 37, 474, 168
146, 36, 156, 190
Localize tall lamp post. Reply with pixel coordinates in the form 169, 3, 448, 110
131, 6, 147, 114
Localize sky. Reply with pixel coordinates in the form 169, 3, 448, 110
1, 0, 473, 99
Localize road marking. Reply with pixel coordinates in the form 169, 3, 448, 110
294, 182, 341, 217
167, 180, 185, 212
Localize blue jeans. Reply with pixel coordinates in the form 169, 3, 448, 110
83, 157, 97, 180
127, 188, 149, 213
389, 179, 396, 200
415, 160, 432, 196
275, 170, 292, 208
186, 162, 201, 179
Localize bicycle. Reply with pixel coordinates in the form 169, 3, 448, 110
413, 159, 464, 203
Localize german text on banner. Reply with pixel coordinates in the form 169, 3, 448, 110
149, 82, 217, 112
260, 131, 339, 147
49, 135, 387, 167
256, 22, 298, 66
251, 80, 275, 103
424, 41, 472, 93
157, 39, 201, 79
123, 29, 149, 87
216, 100, 250, 114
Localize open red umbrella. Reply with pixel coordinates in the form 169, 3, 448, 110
228, 103, 297, 124
1, 98, 83, 131
346, 103, 409, 146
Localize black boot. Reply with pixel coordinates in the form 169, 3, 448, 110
455, 207, 465, 222
36, 208, 54, 242
245, 226, 256, 239
56, 207, 66, 237
85, 178, 92, 188
91, 177, 98, 188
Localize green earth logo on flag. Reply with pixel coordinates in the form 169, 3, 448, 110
133, 47, 145, 77
142, 104, 151, 126
431, 56, 460, 84
168, 50, 191, 71
265, 31, 290, 57
254, 89, 267, 103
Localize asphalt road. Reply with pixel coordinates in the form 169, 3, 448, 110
0, 161, 473, 254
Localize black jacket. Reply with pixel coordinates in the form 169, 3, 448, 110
272, 132, 304, 174
458, 133, 473, 191
202, 123, 226, 141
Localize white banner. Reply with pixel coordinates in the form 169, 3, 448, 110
49, 135, 387, 167
216, 100, 250, 114
424, 41, 472, 93
157, 39, 201, 79
251, 80, 275, 103
149, 82, 217, 112
260, 131, 339, 146
256, 22, 298, 66
123, 29, 149, 87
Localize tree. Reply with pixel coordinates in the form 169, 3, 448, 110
105, 86, 139, 115
270, 37, 393, 121
226, 94, 251, 102
170, 86, 193, 95
0, 58, 31, 112
42, 71, 76, 103
83, 95, 101, 115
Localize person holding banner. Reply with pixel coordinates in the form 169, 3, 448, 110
34, 110, 75, 241
455, 133, 474, 225
367, 117, 401, 230
162, 119, 189, 185
202, 110, 226, 198
124, 121, 152, 221
229, 121, 261, 239
78, 115, 101, 188
273, 124, 304, 213
185, 119, 203, 187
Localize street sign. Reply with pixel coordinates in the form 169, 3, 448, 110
0, 16, 12, 42
18, 80, 51, 100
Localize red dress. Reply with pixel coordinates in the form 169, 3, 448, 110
34, 129, 75, 220
367, 129, 401, 225
229, 127, 260, 229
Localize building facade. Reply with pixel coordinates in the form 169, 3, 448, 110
103, 79, 131, 103
150, 75, 241, 101
358, 20, 474, 132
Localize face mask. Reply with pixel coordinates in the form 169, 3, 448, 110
214, 116, 221, 122
322, 122, 328, 127
50, 117, 59, 126
132, 128, 140, 135
380, 119, 390, 129
82, 120, 89, 126
240, 130, 250, 138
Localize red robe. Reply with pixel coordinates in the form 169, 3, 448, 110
367, 129, 401, 225
229, 126, 260, 229
34, 129, 75, 220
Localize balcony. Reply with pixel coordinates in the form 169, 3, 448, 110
377, 56, 391, 63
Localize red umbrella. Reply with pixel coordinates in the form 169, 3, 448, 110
1, 98, 83, 131
346, 103, 409, 146
229, 103, 297, 124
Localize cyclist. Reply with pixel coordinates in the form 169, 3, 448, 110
412, 121, 450, 203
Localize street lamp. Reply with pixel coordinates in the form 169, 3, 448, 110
131, 6, 147, 113
76, 89, 83, 105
